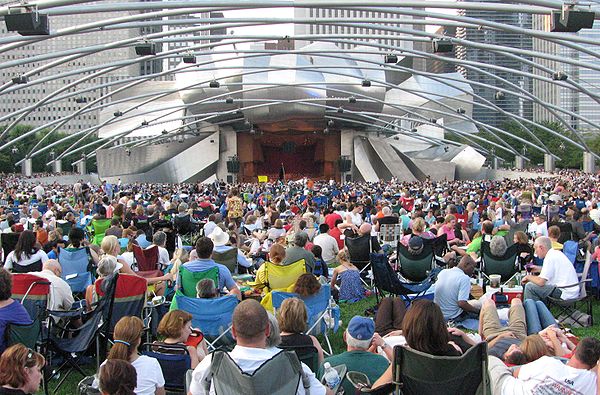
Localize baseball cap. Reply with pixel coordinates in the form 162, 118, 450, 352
347, 316, 375, 340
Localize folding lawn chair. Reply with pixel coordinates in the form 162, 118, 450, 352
278, 344, 319, 373
389, 342, 489, 395
378, 224, 402, 252
179, 266, 220, 297
272, 284, 339, 355
133, 244, 163, 277
170, 291, 238, 351
58, 246, 94, 294
396, 243, 435, 283
480, 242, 520, 285
9, 273, 51, 350
141, 343, 191, 392
212, 248, 238, 274
87, 218, 111, 246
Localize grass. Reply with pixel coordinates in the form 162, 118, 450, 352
49, 294, 599, 395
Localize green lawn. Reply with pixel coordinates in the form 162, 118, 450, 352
49, 295, 599, 395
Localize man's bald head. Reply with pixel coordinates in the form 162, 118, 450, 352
359, 223, 372, 236
43, 259, 62, 276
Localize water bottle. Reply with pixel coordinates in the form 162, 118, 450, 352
323, 362, 341, 389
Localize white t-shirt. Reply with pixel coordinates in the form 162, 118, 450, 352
540, 249, 580, 300
189, 346, 326, 395
500, 356, 597, 395
94, 355, 165, 395
313, 233, 339, 263
4, 249, 48, 271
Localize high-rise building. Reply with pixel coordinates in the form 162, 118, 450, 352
456, 0, 533, 129
531, 15, 600, 134
293, 7, 428, 71
0, 1, 138, 132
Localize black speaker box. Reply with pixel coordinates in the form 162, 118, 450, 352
432, 39, 453, 53
550, 10, 595, 32
5, 12, 49, 36
226, 160, 240, 173
135, 42, 157, 56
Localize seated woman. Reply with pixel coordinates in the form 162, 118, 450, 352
85, 256, 121, 311
0, 344, 45, 395
4, 230, 48, 273
437, 215, 465, 247
98, 359, 137, 395
0, 268, 33, 355
277, 297, 324, 365
293, 273, 321, 298
370, 299, 477, 388
330, 249, 365, 302
513, 231, 533, 267
399, 217, 435, 247
156, 310, 208, 369
66, 227, 100, 265
95, 316, 165, 395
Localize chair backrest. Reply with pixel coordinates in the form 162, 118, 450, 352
552, 222, 573, 244
133, 244, 160, 272
562, 240, 578, 264
346, 235, 372, 268
455, 213, 468, 230
481, 242, 519, 282
96, 273, 147, 333
278, 345, 319, 373
210, 350, 303, 395
371, 254, 424, 299
424, 234, 448, 258
272, 284, 332, 334
174, 215, 195, 235
170, 291, 238, 340
56, 220, 73, 237
142, 343, 191, 391
90, 219, 112, 245
212, 248, 238, 274
179, 266, 220, 298
379, 223, 402, 245
582, 220, 595, 233
394, 342, 489, 395
1, 232, 21, 263
11, 273, 50, 321
58, 247, 93, 293
397, 244, 434, 282
265, 259, 306, 291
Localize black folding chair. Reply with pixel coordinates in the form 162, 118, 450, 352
141, 343, 191, 392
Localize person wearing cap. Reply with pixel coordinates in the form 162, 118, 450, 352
178, 237, 241, 300
318, 316, 389, 394
209, 227, 251, 269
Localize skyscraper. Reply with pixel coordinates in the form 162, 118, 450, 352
293, 7, 428, 72
456, 0, 533, 129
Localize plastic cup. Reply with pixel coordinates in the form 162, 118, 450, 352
489, 274, 501, 288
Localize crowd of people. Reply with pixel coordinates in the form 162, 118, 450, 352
0, 168, 598, 394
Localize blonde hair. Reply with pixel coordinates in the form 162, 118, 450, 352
101, 235, 120, 256
411, 217, 426, 233
521, 334, 549, 363
169, 248, 189, 276
277, 297, 308, 333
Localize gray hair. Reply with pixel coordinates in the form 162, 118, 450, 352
152, 231, 167, 247
97, 255, 118, 277
382, 206, 392, 216
178, 202, 189, 213
345, 331, 372, 350
196, 278, 217, 298
266, 312, 281, 348
294, 232, 308, 248
489, 235, 508, 257
534, 236, 552, 252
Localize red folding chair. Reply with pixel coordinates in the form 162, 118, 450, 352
132, 244, 162, 278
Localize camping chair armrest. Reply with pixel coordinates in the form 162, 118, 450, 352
556, 279, 591, 289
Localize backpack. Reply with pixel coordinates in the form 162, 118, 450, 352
205, 350, 311, 395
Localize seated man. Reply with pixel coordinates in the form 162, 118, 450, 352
345, 223, 382, 271
434, 255, 481, 322
488, 337, 600, 395
478, 298, 528, 365
150, 231, 170, 268
522, 236, 579, 303
178, 237, 241, 300
209, 227, 251, 270
319, 316, 389, 395
189, 299, 328, 395
29, 259, 74, 311
283, 232, 316, 273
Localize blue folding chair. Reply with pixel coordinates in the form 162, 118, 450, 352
141, 343, 191, 392
58, 247, 94, 294
170, 291, 238, 350
272, 284, 339, 355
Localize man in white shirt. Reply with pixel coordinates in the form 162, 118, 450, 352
150, 231, 170, 268
522, 236, 579, 302
30, 259, 73, 311
189, 299, 329, 395
488, 336, 600, 395
313, 223, 339, 265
